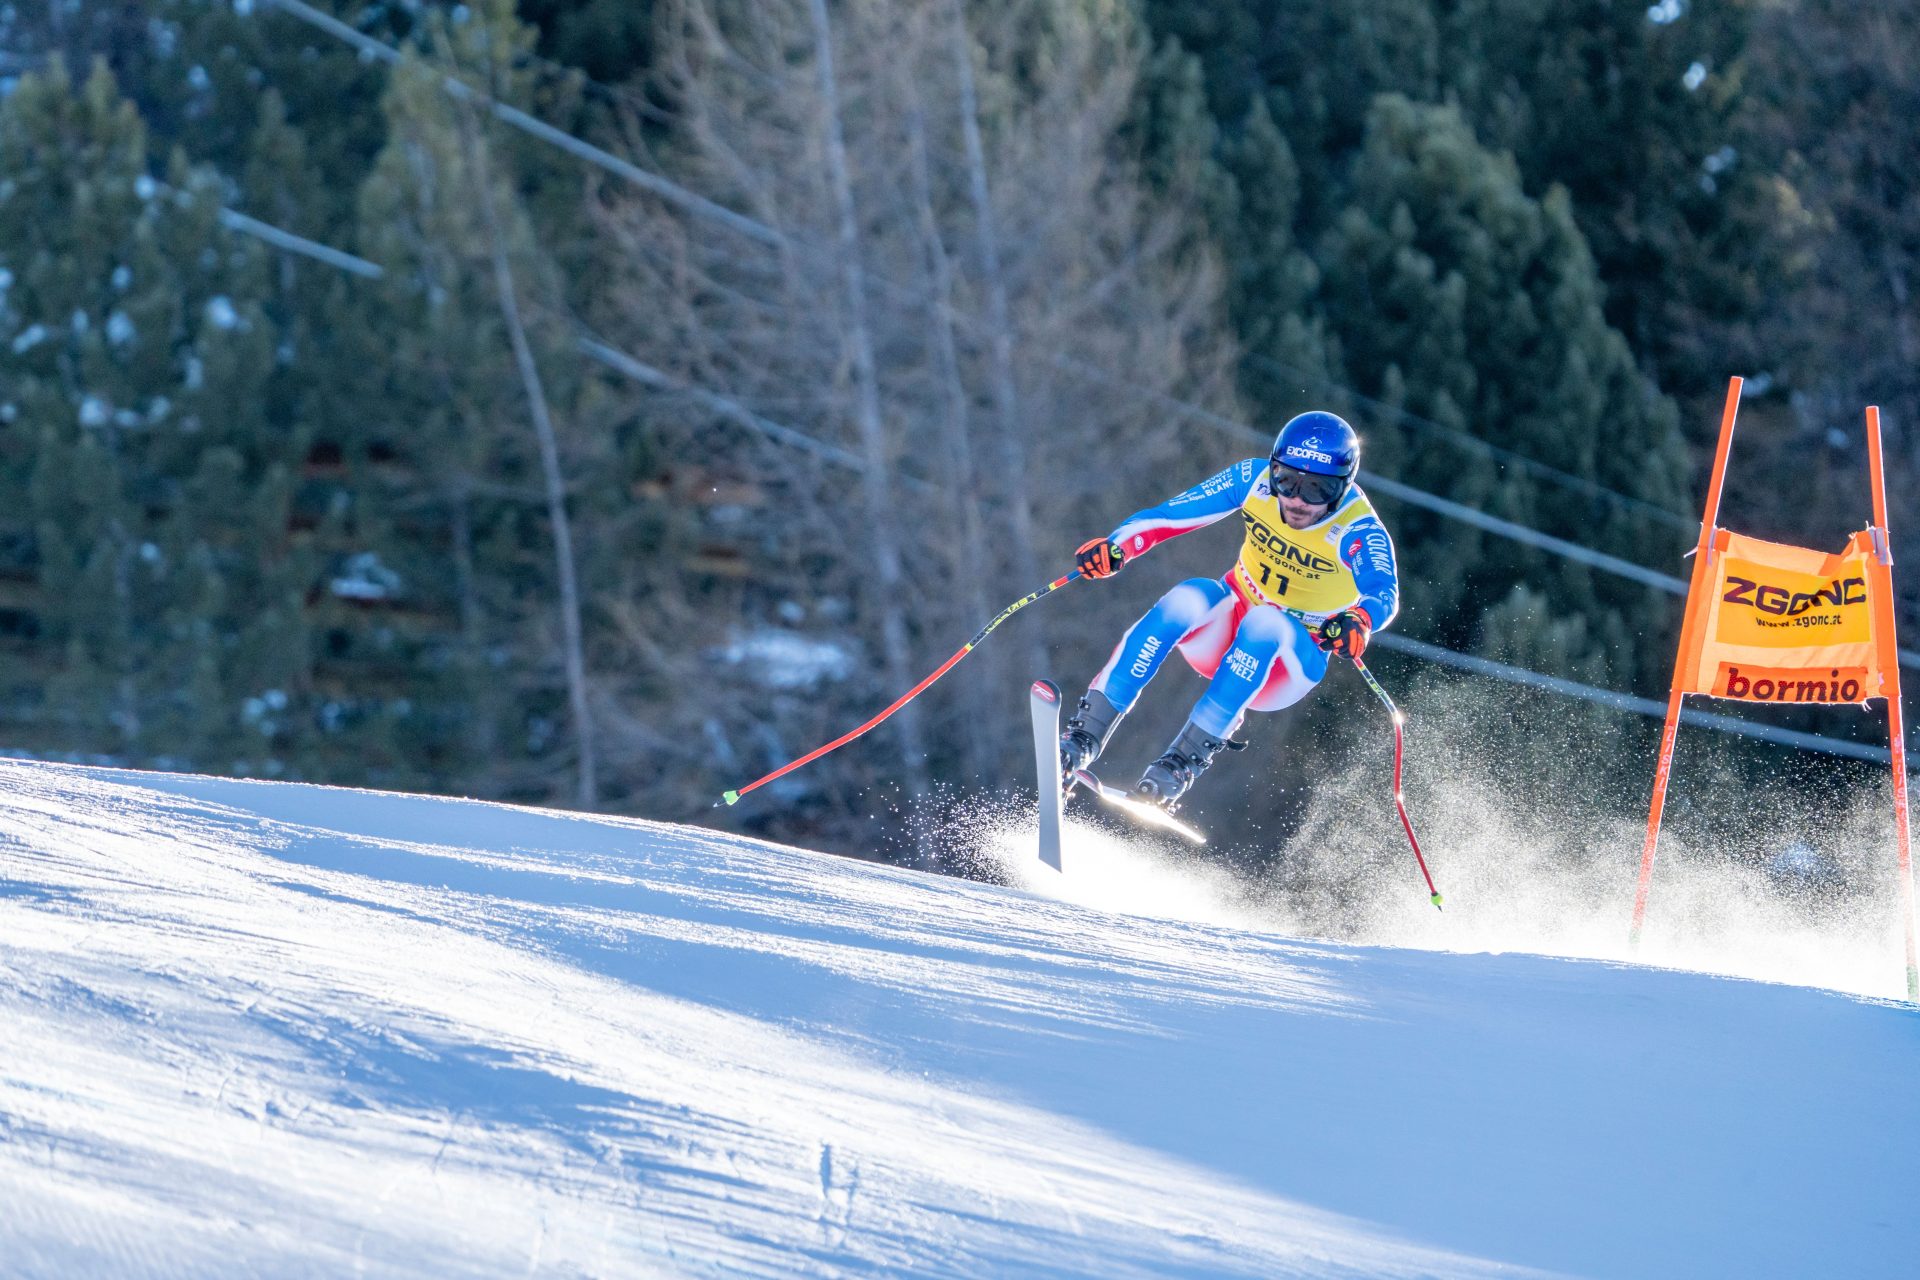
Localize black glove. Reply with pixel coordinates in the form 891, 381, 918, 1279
1315, 608, 1373, 660
1075, 537, 1126, 579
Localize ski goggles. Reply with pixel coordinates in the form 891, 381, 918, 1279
1270, 462, 1348, 507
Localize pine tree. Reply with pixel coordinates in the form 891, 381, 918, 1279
520, 0, 658, 84
9, 0, 395, 240
1314, 95, 1688, 686
0, 60, 312, 765
1437, 0, 1781, 400
343, 0, 610, 803
1141, 0, 1440, 225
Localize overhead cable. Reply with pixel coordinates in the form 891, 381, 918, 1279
1371, 632, 1901, 767
228, 4, 1920, 680
254, 0, 1710, 596
260, 0, 780, 247
156, 187, 1920, 759
1251, 353, 1698, 532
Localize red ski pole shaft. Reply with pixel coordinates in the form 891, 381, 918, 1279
720, 571, 1082, 806
1351, 656, 1443, 909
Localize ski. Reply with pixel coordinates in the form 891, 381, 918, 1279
1070, 768, 1207, 845
1029, 679, 1065, 870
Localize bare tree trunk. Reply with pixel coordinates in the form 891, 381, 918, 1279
808, 0, 934, 817
457, 107, 600, 808
96, 414, 141, 751
109, 518, 140, 751
1886, 252, 1919, 366
906, 103, 995, 783
947, 0, 1048, 680
447, 488, 502, 792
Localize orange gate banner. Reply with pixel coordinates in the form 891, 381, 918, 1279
1635, 384, 1913, 997
1677, 528, 1894, 705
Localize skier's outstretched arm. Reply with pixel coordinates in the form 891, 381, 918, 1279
1076, 458, 1263, 578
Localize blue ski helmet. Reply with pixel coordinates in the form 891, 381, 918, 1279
1269, 411, 1359, 508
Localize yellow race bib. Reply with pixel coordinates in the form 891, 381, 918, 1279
1230, 489, 1370, 614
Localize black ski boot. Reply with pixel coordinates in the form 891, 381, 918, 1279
1134, 719, 1244, 811
1059, 689, 1122, 777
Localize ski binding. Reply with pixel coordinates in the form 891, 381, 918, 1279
1069, 768, 1207, 844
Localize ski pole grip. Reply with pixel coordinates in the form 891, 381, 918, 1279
1072, 537, 1126, 578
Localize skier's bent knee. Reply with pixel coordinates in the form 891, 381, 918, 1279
1156, 579, 1227, 628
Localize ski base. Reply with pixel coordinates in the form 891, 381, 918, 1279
1029, 679, 1065, 870
1070, 769, 1207, 845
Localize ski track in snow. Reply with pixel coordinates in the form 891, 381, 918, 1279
0, 759, 1916, 1278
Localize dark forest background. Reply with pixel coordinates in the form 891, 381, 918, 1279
1, 0, 1914, 874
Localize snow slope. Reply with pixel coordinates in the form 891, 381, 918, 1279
1, 760, 1916, 1278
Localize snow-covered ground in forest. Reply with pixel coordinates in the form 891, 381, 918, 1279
2, 759, 1916, 1278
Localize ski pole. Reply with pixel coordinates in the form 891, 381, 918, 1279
1350, 655, 1444, 910
720, 570, 1084, 807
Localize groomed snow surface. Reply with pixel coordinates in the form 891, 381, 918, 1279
2, 759, 1917, 1278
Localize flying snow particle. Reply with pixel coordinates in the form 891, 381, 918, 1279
0, 268, 12, 292
70, 310, 88, 335
1683, 62, 1708, 92
205, 296, 239, 330
10, 323, 46, 354
111, 265, 132, 290
79, 396, 111, 428
134, 175, 157, 201
188, 65, 211, 91
107, 311, 135, 346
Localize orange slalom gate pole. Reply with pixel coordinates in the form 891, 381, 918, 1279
1631, 376, 1743, 945
1864, 407, 1917, 1000
1630, 691, 1687, 945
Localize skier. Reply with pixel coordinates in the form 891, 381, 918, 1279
1060, 411, 1400, 810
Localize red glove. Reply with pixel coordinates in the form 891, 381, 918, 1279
1075, 537, 1126, 579
1315, 608, 1373, 660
